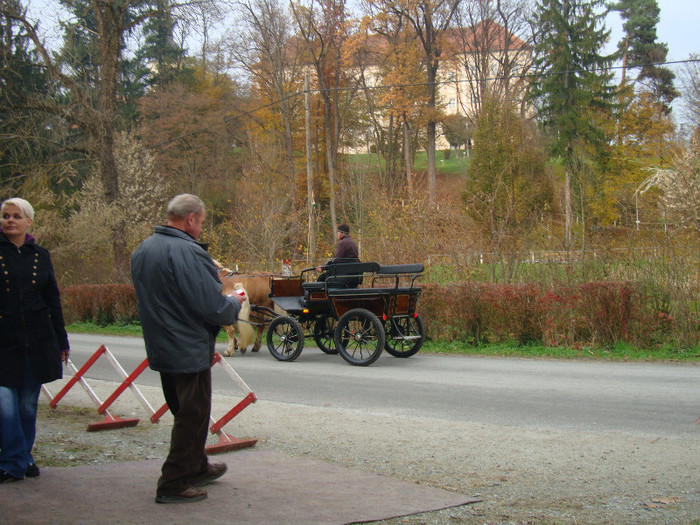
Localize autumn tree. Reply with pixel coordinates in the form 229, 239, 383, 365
61, 131, 169, 282
376, 0, 461, 203
530, 0, 618, 248
136, 68, 246, 203
639, 138, 700, 233
442, 113, 470, 152
591, 89, 674, 226
679, 54, 700, 134
363, 5, 431, 196
462, 95, 552, 280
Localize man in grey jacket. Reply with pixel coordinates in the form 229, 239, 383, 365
131, 194, 244, 504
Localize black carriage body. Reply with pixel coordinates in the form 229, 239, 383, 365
265, 262, 424, 365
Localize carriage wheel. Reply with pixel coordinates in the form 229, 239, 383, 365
384, 314, 425, 358
267, 316, 304, 361
335, 309, 385, 366
313, 317, 338, 354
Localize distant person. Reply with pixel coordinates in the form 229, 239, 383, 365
317, 223, 361, 288
131, 194, 245, 504
0, 198, 70, 483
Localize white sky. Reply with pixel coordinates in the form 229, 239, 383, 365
28, 0, 699, 60
606, 0, 699, 61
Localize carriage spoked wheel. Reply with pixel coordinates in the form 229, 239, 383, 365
267, 315, 304, 361
384, 314, 425, 358
313, 317, 338, 354
334, 308, 386, 366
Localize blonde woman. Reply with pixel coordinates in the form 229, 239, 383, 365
0, 198, 69, 483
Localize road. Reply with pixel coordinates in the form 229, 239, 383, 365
66, 333, 700, 438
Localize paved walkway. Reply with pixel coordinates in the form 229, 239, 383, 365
0, 449, 478, 524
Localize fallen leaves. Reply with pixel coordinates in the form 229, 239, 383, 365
643, 496, 683, 509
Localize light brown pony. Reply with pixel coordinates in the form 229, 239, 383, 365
214, 260, 275, 356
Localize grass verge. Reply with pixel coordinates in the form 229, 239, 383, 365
423, 339, 700, 362
67, 322, 699, 362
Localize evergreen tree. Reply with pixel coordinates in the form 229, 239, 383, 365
610, 0, 678, 113
134, 0, 189, 89
0, 0, 50, 188
530, 0, 618, 247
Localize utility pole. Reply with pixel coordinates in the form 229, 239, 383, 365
305, 73, 316, 266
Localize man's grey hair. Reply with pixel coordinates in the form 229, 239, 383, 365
1, 198, 35, 221
166, 194, 205, 219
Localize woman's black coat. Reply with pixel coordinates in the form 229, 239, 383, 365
0, 232, 69, 387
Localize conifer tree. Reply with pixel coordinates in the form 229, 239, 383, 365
0, 0, 50, 187
530, 0, 617, 247
610, 0, 678, 113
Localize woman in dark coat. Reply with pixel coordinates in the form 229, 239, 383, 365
0, 198, 69, 483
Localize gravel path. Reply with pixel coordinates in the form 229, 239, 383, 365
34, 377, 700, 524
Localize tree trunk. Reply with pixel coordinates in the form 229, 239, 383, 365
323, 90, 338, 238
565, 168, 572, 249
427, 63, 438, 202
96, 4, 127, 272
403, 113, 413, 197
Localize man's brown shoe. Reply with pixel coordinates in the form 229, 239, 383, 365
192, 463, 227, 487
155, 485, 207, 504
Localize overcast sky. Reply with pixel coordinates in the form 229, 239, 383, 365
606, 0, 699, 62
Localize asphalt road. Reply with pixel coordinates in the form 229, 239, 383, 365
66, 333, 700, 438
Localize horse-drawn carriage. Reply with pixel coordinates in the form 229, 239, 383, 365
252, 262, 425, 366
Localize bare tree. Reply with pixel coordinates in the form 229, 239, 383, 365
290, 0, 352, 239
679, 54, 700, 135
451, 0, 532, 123
225, 0, 303, 200
641, 139, 700, 233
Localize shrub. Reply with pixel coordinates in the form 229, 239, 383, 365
420, 282, 489, 344
486, 283, 546, 345
61, 284, 139, 325
419, 280, 664, 348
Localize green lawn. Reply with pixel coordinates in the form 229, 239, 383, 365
344, 150, 471, 176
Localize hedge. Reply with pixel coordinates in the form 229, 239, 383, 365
61, 284, 139, 325
418, 281, 690, 348
60, 281, 695, 348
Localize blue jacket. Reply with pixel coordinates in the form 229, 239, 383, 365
130, 226, 241, 374
0, 232, 68, 387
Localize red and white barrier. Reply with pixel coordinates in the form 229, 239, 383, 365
44, 345, 140, 431
205, 353, 258, 454
42, 345, 257, 453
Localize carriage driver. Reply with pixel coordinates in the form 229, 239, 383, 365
317, 223, 360, 287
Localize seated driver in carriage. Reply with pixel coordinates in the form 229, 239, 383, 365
317, 223, 361, 288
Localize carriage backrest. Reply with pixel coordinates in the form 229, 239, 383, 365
324, 261, 381, 277
376, 263, 424, 275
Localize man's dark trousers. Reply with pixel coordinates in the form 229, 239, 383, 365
157, 369, 212, 496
